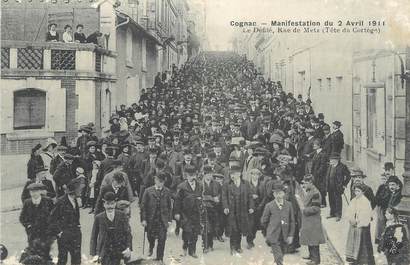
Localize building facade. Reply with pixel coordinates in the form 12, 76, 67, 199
0, 0, 197, 188
233, 31, 409, 189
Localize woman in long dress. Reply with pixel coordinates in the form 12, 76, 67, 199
345, 183, 375, 265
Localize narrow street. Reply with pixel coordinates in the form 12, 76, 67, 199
1, 202, 340, 264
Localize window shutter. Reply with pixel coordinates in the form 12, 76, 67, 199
375, 87, 386, 155
48, 87, 66, 132
360, 86, 367, 149
0, 88, 14, 133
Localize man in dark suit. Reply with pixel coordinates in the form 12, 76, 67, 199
201, 166, 221, 253
261, 181, 295, 265
50, 145, 67, 175
174, 165, 202, 258
53, 154, 76, 197
321, 124, 332, 157
48, 179, 82, 265
90, 192, 132, 265
222, 165, 255, 255
140, 172, 173, 262
95, 173, 130, 215
310, 139, 328, 207
20, 183, 54, 261
326, 153, 350, 221
330, 121, 344, 156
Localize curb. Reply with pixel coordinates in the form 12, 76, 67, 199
323, 225, 344, 265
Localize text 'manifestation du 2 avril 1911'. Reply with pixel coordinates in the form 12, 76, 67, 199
230, 20, 386, 34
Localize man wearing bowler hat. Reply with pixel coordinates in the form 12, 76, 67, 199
349, 168, 375, 208
261, 181, 295, 265
140, 172, 172, 263
174, 165, 202, 258
325, 152, 351, 222
48, 178, 83, 265
330, 120, 344, 156
90, 192, 132, 265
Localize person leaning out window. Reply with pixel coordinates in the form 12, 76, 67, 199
46, 23, 59, 42
62, 25, 73, 43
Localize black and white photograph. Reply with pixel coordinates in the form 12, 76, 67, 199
0, 0, 410, 264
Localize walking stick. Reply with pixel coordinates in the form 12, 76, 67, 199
142, 228, 146, 255
343, 191, 350, 205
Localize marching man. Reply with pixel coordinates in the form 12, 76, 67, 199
90, 191, 132, 265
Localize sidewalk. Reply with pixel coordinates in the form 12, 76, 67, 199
0, 186, 23, 212
321, 197, 387, 265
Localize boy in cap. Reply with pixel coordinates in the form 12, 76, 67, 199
48, 178, 83, 265
261, 181, 295, 265
174, 165, 203, 258
90, 192, 132, 265
222, 165, 255, 255
20, 182, 54, 261
140, 172, 173, 262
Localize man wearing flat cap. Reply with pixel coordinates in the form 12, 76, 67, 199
174, 165, 203, 258
295, 175, 325, 265
48, 178, 83, 265
53, 153, 77, 197
330, 121, 344, 156
21, 166, 56, 202
261, 181, 295, 265
90, 192, 132, 265
20, 182, 54, 262
222, 165, 255, 255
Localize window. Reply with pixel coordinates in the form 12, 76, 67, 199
13, 89, 46, 130
317, 78, 322, 90
326, 77, 331, 90
367, 88, 376, 148
126, 28, 133, 66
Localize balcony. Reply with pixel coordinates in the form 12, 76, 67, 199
1, 41, 117, 80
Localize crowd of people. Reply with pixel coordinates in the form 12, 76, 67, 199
20, 51, 409, 265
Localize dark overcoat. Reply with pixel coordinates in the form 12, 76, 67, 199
174, 180, 203, 234
90, 210, 131, 259
140, 186, 173, 229
221, 180, 255, 236
310, 150, 328, 193
20, 197, 54, 241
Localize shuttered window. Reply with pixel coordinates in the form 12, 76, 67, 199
13, 89, 46, 130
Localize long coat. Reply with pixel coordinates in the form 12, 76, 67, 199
174, 180, 203, 234
310, 149, 328, 193
330, 130, 344, 155
261, 200, 295, 245
140, 186, 173, 229
326, 162, 351, 194
90, 210, 132, 259
221, 180, 255, 236
299, 186, 326, 246
248, 179, 267, 230
20, 197, 54, 241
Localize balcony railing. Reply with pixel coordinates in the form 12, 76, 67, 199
1, 41, 117, 77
